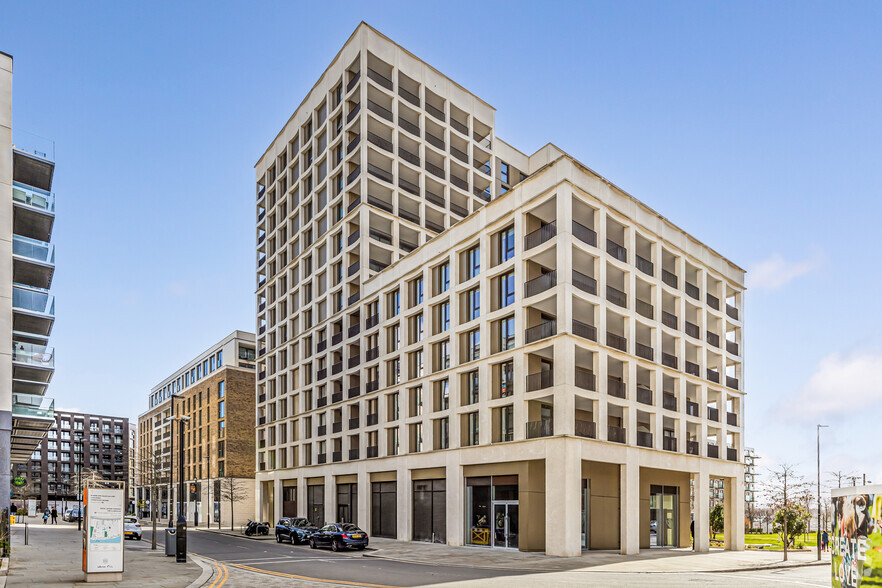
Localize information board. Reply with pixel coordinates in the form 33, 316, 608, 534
82, 488, 125, 574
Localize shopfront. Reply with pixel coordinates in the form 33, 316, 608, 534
466, 475, 518, 549
371, 481, 397, 538
412, 479, 446, 543
306, 482, 324, 527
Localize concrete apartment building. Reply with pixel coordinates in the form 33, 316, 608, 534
253, 23, 746, 556
1, 51, 58, 515
12, 411, 129, 511
135, 331, 256, 527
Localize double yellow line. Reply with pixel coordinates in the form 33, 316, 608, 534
229, 562, 400, 588
205, 558, 228, 588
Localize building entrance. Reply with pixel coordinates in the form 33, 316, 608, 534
649, 484, 679, 547
581, 479, 590, 550
492, 502, 518, 549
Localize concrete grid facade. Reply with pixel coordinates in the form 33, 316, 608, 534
135, 331, 257, 528
253, 23, 746, 556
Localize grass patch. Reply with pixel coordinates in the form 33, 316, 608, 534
713, 533, 818, 548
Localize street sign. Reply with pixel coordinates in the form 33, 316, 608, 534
82, 487, 125, 578
11, 477, 26, 488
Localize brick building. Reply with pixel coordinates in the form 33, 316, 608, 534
135, 331, 256, 527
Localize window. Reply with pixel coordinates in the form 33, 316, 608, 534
500, 162, 510, 184
500, 316, 515, 351
436, 379, 449, 411
466, 245, 480, 279
210, 356, 216, 372
218, 381, 225, 398
465, 370, 479, 404
467, 412, 479, 446
466, 287, 480, 321
219, 401, 225, 418
439, 301, 450, 332
499, 271, 515, 308
217, 350, 223, 367
498, 227, 515, 263
467, 329, 480, 361
498, 361, 514, 398
388, 290, 400, 318
499, 405, 514, 442
411, 277, 424, 306
436, 262, 450, 294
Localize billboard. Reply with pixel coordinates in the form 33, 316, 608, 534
82, 488, 125, 574
832, 485, 882, 588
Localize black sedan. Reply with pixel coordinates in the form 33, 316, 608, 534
275, 517, 318, 544
308, 523, 368, 551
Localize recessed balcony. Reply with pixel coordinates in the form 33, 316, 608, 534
12, 286, 55, 337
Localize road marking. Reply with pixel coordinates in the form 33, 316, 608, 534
694, 572, 827, 587
229, 562, 403, 588
225, 556, 343, 564
207, 560, 228, 588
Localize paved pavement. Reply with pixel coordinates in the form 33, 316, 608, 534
6, 518, 201, 587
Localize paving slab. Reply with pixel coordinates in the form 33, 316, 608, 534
6, 520, 201, 587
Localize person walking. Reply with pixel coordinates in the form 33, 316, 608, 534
822, 529, 829, 552
50, 506, 58, 524
42, 510, 49, 524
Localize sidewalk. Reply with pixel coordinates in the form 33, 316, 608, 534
5, 520, 203, 587
363, 537, 831, 573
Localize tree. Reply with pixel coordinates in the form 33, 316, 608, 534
765, 463, 809, 561
219, 477, 247, 531
710, 503, 724, 539
773, 504, 811, 549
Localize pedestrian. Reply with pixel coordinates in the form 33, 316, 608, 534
51, 506, 58, 524
10, 503, 17, 516
42, 510, 49, 525
822, 529, 829, 552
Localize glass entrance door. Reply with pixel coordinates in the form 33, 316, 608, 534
581, 479, 590, 550
649, 485, 679, 547
492, 502, 519, 549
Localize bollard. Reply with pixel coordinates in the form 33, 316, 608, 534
24, 521, 28, 545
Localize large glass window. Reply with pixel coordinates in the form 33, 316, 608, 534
218, 381, 225, 398
413, 479, 446, 543
500, 316, 515, 351
218, 401, 225, 418
500, 271, 515, 308
467, 329, 480, 361
500, 406, 514, 442
467, 288, 480, 321
499, 227, 515, 263
439, 262, 450, 293
440, 302, 450, 331
499, 361, 514, 398
467, 246, 480, 279
371, 482, 397, 538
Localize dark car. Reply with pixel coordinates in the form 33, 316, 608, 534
275, 517, 318, 544
309, 523, 368, 551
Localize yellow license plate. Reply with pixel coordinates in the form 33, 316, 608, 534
351, 534, 362, 538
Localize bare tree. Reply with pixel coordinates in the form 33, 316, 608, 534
829, 471, 853, 490
219, 477, 247, 532
765, 463, 809, 561
134, 445, 165, 550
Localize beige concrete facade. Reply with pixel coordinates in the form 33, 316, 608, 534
253, 23, 746, 556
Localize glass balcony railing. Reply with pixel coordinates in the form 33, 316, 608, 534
13, 235, 55, 265
12, 286, 55, 316
12, 182, 56, 214
12, 341, 55, 368
12, 393, 55, 419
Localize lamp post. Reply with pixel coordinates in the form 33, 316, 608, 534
168, 413, 190, 563
76, 465, 82, 531
817, 424, 828, 561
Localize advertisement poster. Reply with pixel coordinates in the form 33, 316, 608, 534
832, 488, 882, 588
83, 488, 125, 574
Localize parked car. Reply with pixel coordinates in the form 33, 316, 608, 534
124, 516, 142, 540
63, 508, 83, 522
309, 523, 368, 551
275, 517, 318, 544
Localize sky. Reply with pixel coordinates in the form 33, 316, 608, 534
4, 1, 882, 496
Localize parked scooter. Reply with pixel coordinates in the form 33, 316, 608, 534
244, 520, 270, 536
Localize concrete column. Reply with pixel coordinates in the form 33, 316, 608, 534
273, 477, 283, 522
298, 476, 308, 519
446, 459, 464, 546
693, 468, 710, 552
620, 459, 640, 555
597, 351, 608, 441
325, 474, 336, 525
357, 466, 369, 532
724, 475, 745, 550
396, 466, 411, 541
554, 339, 575, 436
545, 438, 581, 556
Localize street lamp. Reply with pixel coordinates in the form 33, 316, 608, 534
167, 413, 190, 563
76, 465, 82, 531
817, 424, 829, 561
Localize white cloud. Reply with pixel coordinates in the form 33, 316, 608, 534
784, 351, 882, 421
747, 252, 824, 290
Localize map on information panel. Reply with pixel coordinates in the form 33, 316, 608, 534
89, 517, 122, 548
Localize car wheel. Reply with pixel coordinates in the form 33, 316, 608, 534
276, 534, 282, 543
309, 538, 316, 549
288, 535, 295, 544
136, 536, 142, 541
331, 539, 340, 552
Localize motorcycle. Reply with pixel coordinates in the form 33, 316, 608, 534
244, 520, 270, 536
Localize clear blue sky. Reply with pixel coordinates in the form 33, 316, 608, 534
5, 1, 881, 491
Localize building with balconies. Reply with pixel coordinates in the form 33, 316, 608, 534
135, 331, 256, 527
253, 23, 746, 557
1, 51, 58, 516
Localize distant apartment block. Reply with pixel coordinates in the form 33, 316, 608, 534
12, 411, 129, 511
135, 331, 256, 527
253, 24, 746, 556
1, 51, 58, 515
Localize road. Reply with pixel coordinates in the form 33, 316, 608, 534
144, 529, 830, 587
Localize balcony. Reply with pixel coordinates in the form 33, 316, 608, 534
636, 255, 654, 276
707, 444, 719, 459
726, 376, 739, 389
726, 340, 739, 355
524, 271, 556, 298
686, 400, 699, 417
425, 103, 445, 122
526, 370, 553, 392
349, 417, 359, 430
366, 413, 379, 426
347, 133, 361, 153
332, 421, 343, 433
366, 446, 379, 458
425, 160, 445, 180
12, 286, 55, 337
525, 320, 556, 344
346, 71, 361, 93
348, 324, 361, 337
572, 221, 597, 247
607, 378, 626, 399
726, 304, 739, 320
663, 436, 678, 452
727, 412, 738, 426
13, 235, 55, 290
367, 131, 393, 153
707, 293, 720, 311
332, 389, 344, 403
317, 397, 328, 408
317, 340, 328, 352
317, 453, 327, 464
366, 346, 380, 361
608, 425, 626, 444
727, 447, 738, 462
366, 68, 393, 91
663, 393, 677, 411
526, 420, 553, 439
575, 420, 596, 439
425, 219, 445, 233
661, 311, 678, 329
348, 386, 360, 399
572, 319, 597, 342
348, 355, 361, 369
662, 269, 678, 289
706, 369, 720, 384
367, 193, 394, 213
348, 261, 360, 276
661, 352, 678, 369
606, 332, 627, 353
637, 431, 653, 448
400, 210, 420, 225
572, 270, 597, 295
707, 407, 720, 422
317, 424, 327, 436
11, 393, 55, 463
450, 202, 468, 217
636, 386, 653, 405
366, 379, 379, 393
349, 448, 360, 460
316, 368, 328, 380
332, 332, 343, 346
399, 86, 419, 107
575, 368, 596, 391
606, 239, 627, 262
636, 299, 653, 320
685, 361, 700, 377
366, 313, 380, 329
346, 165, 361, 185
366, 100, 393, 122
706, 332, 720, 348
685, 321, 700, 339
606, 285, 627, 308
524, 221, 556, 250
450, 174, 468, 191
400, 118, 420, 137
685, 282, 700, 300
12, 183, 55, 242
12, 342, 55, 384
686, 440, 699, 455
635, 342, 654, 361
